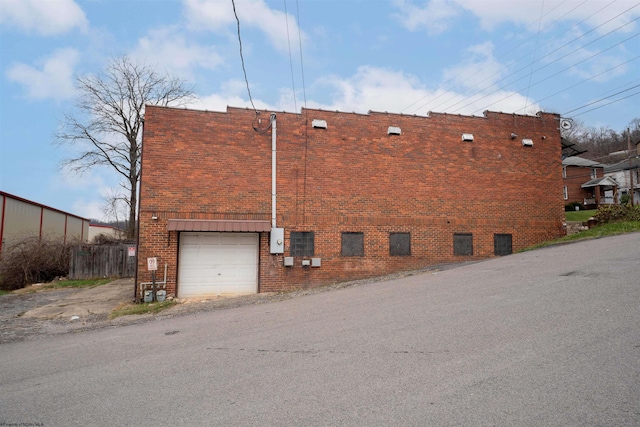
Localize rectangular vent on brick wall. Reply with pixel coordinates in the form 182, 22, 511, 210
388, 126, 401, 135
522, 138, 534, 147
312, 119, 327, 129
462, 133, 474, 142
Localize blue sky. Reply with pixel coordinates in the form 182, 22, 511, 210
1, 0, 639, 220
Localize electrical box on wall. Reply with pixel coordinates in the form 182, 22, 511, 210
270, 228, 284, 254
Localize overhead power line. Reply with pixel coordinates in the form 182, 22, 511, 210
562, 84, 640, 116
283, 0, 298, 112
296, 0, 307, 109
406, 1, 638, 116
468, 31, 640, 115
231, 0, 257, 113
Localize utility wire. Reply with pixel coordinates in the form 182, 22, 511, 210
560, 79, 640, 114
469, 31, 640, 115
283, 0, 298, 112
231, 0, 257, 113
296, 0, 308, 109
400, 0, 582, 114
420, 0, 635, 115
563, 87, 640, 117
512, 57, 640, 114
451, 13, 640, 114
524, 0, 546, 114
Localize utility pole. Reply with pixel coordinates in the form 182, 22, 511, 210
628, 128, 634, 206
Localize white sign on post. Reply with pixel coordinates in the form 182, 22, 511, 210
128, 246, 136, 257
147, 257, 158, 271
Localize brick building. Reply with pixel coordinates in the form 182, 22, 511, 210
136, 106, 565, 299
562, 156, 615, 208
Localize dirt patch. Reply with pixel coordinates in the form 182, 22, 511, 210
0, 263, 470, 345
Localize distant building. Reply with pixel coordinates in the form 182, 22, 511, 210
604, 157, 640, 205
0, 191, 90, 254
88, 224, 127, 242
562, 157, 617, 208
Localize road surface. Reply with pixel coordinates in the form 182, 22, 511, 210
1, 233, 639, 426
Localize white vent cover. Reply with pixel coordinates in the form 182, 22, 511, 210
462, 133, 474, 142
388, 126, 401, 135
522, 138, 534, 147
312, 119, 327, 129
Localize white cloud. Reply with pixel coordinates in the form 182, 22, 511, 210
392, 0, 640, 34
314, 66, 540, 117
183, 0, 306, 53
0, 0, 88, 35
193, 79, 276, 112
131, 27, 224, 77
392, 0, 460, 34
442, 42, 504, 91
6, 48, 79, 100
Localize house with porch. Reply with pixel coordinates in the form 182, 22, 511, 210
562, 156, 616, 209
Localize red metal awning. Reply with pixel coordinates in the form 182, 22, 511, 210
167, 219, 271, 232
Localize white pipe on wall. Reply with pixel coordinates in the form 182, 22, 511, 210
271, 113, 277, 228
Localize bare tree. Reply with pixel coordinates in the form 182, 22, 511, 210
101, 187, 129, 231
56, 56, 195, 238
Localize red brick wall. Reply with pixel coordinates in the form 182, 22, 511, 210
563, 165, 603, 206
137, 106, 565, 296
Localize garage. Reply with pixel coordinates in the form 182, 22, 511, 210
178, 232, 259, 298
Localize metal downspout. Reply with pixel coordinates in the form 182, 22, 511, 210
271, 113, 277, 228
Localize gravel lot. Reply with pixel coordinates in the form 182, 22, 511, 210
0, 263, 469, 345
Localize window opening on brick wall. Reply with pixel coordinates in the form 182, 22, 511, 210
453, 233, 473, 256
562, 166, 567, 178
341, 232, 364, 256
290, 231, 314, 256
494, 234, 513, 256
390, 232, 411, 256
563, 186, 568, 200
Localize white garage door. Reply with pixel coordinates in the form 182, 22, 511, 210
178, 232, 258, 298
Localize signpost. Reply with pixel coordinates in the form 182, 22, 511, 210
147, 257, 158, 302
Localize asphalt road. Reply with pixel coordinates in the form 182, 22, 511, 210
1, 233, 639, 426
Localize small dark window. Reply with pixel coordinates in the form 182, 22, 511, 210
390, 232, 411, 256
494, 234, 512, 256
454, 233, 473, 256
342, 232, 364, 256
290, 232, 314, 256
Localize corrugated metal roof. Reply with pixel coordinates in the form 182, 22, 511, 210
167, 219, 271, 232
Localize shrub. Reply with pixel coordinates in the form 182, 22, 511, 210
593, 204, 640, 224
0, 236, 72, 291
565, 202, 582, 212
620, 194, 631, 205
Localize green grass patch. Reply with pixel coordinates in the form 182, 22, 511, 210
45, 278, 113, 289
565, 209, 596, 222
110, 300, 176, 319
524, 221, 640, 251
10, 277, 115, 294
0, 289, 10, 296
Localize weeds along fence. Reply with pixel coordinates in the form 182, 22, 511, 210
69, 244, 136, 280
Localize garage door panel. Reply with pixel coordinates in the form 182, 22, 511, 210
178, 232, 258, 298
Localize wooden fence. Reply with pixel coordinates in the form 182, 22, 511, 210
69, 244, 136, 280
